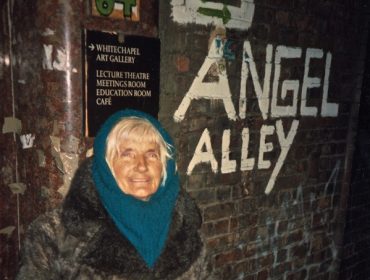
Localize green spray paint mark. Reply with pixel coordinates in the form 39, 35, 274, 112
121, 0, 136, 17
95, 0, 136, 18
197, 5, 231, 24
96, 0, 115, 16
223, 40, 236, 61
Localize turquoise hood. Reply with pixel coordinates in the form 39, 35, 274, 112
92, 109, 180, 268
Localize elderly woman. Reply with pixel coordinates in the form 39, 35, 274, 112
17, 109, 209, 279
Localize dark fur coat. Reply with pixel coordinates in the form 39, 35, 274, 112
17, 159, 212, 280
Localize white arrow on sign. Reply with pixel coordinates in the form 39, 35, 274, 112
89, 44, 95, 51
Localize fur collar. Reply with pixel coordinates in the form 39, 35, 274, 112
61, 158, 202, 279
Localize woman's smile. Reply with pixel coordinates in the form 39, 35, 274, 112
112, 139, 163, 201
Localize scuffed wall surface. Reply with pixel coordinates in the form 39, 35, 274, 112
0, 2, 20, 278
340, 13, 370, 279
1, 1, 84, 278
160, 1, 368, 279
0, 0, 158, 279
0, 0, 369, 279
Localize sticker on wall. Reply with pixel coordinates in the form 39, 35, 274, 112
91, 0, 140, 21
8, 182, 27, 195
20, 134, 35, 149
2, 117, 22, 134
171, 0, 255, 31
0, 226, 16, 238
83, 29, 160, 137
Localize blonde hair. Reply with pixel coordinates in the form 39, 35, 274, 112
105, 117, 172, 184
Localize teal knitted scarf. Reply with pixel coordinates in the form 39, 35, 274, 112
92, 109, 180, 268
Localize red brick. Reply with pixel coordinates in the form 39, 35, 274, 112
214, 249, 243, 267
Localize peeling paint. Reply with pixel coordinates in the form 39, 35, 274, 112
62, 135, 80, 153
50, 136, 65, 173
20, 134, 35, 149
40, 185, 50, 198
36, 149, 46, 167
41, 28, 55, 36
1, 165, 13, 185
8, 182, 27, 195
0, 226, 16, 238
86, 148, 94, 158
2, 117, 22, 134
58, 152, 79, 197
42, 44, 69, 72
52, 120, 62, 135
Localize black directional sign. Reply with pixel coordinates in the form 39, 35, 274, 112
83, 29, 160, 137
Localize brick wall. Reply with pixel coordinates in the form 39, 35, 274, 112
0, 1, 159, 279
340, 17, 370, 280
0, 2, 20, 278
159, 1, 369, 279
1, 1, 369, 279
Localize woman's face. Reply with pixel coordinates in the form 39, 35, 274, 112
112, 139, 163, 201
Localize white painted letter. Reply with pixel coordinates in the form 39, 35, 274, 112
265, 119, 299, 194
301, 48, 323, 116
240, 41, 272, 120
271, 46, 302, 118
321, 52, 338, 117
258, 125, 275, 169
221, 129, 237, 173
187, 128, 218, 174
241, 127, 255, 171
174, 38, 237, 122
